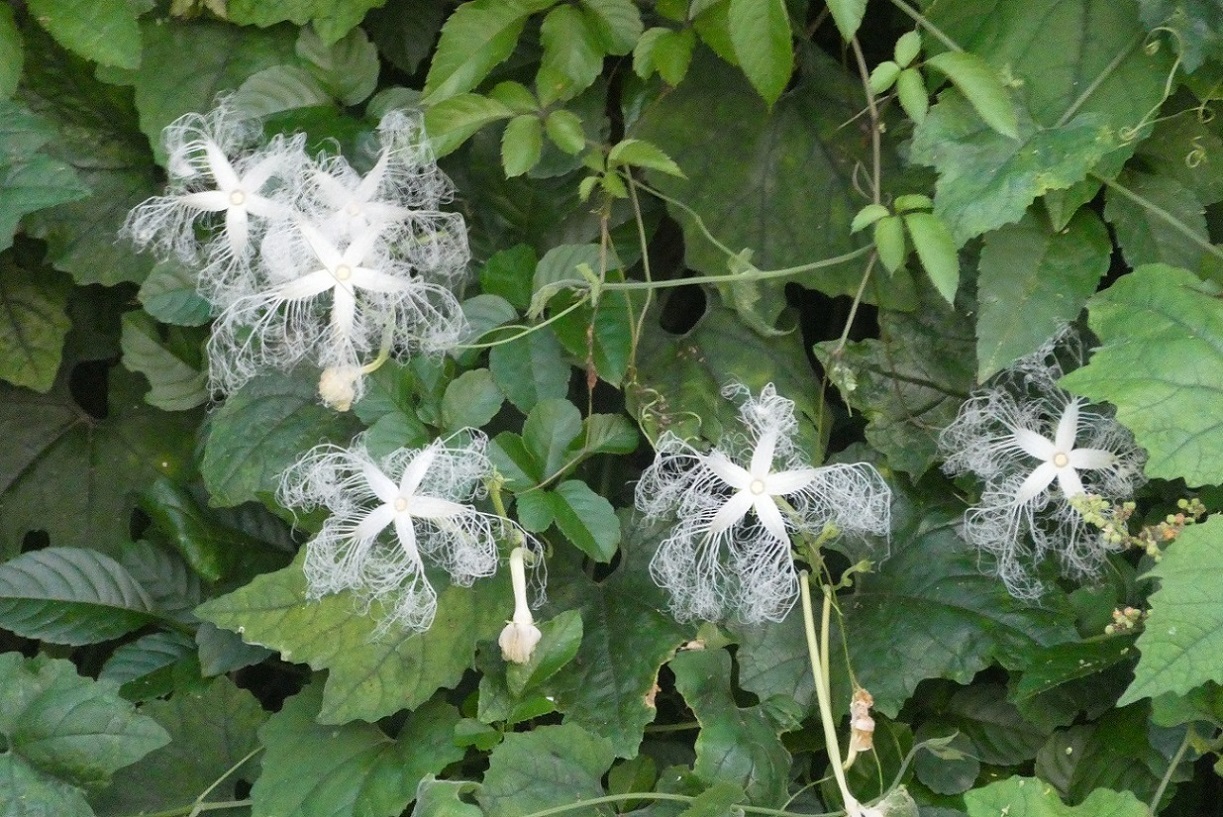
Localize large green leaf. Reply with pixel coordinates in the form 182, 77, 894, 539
1104, 169, 1209, 273
929, 0, 1172, 131
536, 5, 603, 105
0, 756, 93, 817
97, 20, 297, 164
919, 683, 1051, 767
120, 312, 208, 412
0, 365, 197, 558
910, 91, 1117, 244
547, 479, 620, 562
251, 683, 463, 817
0, 653, 168, 794
18, 35, 159, 286
726, 0, 792, 107
423, 0, 540, 103
488, 327, 570, 413
544, 525, 691, 757
0, 547, 164, 645
975, 209, 1111, 380
814, 282, 975, 476
1060, 264, 1223, 485
0, 99, 88, 253
196, 553, 510, 724
963, 776, 1148, 817
0, 255, 71, 393
226, 0, 386, 45
633, 51, 911, 328
1138, 0, 1223, 70
26, 0, 141, 69
1120, 515, 1223, 704
92, 676, 266, 817
671, 649, 791, 807
201, 369, 362, 507
478, 723, 616, 817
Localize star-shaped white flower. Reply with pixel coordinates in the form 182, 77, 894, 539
177, 141, 290, 259
312, 155, 413, 237
704, 428, 818, 543
1011, 399, 1119, 503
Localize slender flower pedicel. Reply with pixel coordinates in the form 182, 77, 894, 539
499, 546, 543, 664
636, 384, 892, 623
939, 336, 1146, 598
279, 432, 512, 633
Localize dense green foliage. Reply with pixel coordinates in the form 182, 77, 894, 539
3, 1, 1223, 816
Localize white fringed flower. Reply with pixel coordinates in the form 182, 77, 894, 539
279, 432, 508, 633
635, 384, 892, 623
122, 103, 305, 295
939, 339, 1146, 598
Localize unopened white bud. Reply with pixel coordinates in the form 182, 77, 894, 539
319, 366, 361, 411
499, 547, 540, 664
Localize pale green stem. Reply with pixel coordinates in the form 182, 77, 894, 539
521, 790, 844, 817
884, 0, 962, 52
452, 296, 589, 350
1057, 33, 1143, 128
1097, 173, 1223, 263
1149, 725, 1194, 813
600, 246, 872, 292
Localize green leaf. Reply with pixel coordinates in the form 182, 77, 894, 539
196, 553, 510, 724
0, 755, 93, 816
119, 312, 208, 412
0, 256, 70, 393
501, 113, 543, 177
0, 5, 22, 100
545, 527, 691, 757
826, 0, 866, 40
138, 259, 212, 327
925, 51, 1018, 139
532, 243, 606, 300
505, 609, 584, 695
490, 432, 541, 491
544, 109, 587, 155
548, 479, 620, 562
225, 0, 385, 45
201, 369, 362, 507
0, 547, 162, 645
633, 26, 695, 85
92, 676, 266, 817
910, 90, 1117, 244
1012, 635, 1138, 702
0, 100, 89, 253
1060, 264, 1223, 485
874, 214, 907, 274
523, 398, 584, 478
425, 93, 513, 157
634, 51, 911, 327
814, 283, 975, 476
99, 630, 198, 701
424, 0, 537, 104
679, 782, 747, 817
904, 212, 959, 302
414, 776, 484, 817
97, 20, 298, 164
441, 369, 505, 431
478, 723, 616, 816
926, 683, 1051, 767
976, 209, 1111, 380
607, 138, 685, 177
488, 327, 570, 412
581, 0, 642, 54
727, 0, 792, 107
230, 65, 332, 119
26, 0, 141, 69
671, 649, 790, 806
117, 539, 202, 624
0, 653, 169, 791
1120, 516, 1223, 704
1105, 169, 1209, 273
964, 776, 1148, 817
252, 683, 464, 817
851, 203, 890, 233
537, 4, 604, 105
0, 365, 196, 557
895, 67, 928, 124
480, 245, 537, 310
574, 413, 639, 456
297, 26, 380, 106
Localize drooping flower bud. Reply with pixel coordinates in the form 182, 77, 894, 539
499, 546, 541, 664
319, 365, 361, 411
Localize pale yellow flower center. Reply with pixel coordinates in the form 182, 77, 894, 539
750, 478, 766, 496
394, 497, 409, 512
229, 190, 246, 206
1053, 452, 1070, 468
335, 264, 352, 281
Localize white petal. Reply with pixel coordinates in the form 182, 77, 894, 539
296, 220, 343, 270
344, 228, 381, 266
224, 207, 250, 257
277, 269, 335, 300
1014, 461, 1059, 503
1055, 400, 1081, 452
241, 152, 282, 193
1012, 427, 1056, 461
705, 450, 752, 491
349, 266, 410, 294
709, 490, 754, 536
753, 495, 790, 542
331, 282, 356, 340
362, 462, 399, 504
204, 141, 240, 190
179, 190, 230, 213
352, 503, 396, 542
765, 467, 817, 496
750, 428, 779, 479
356, 151, 389, 200
399, 445, 438, 497
408, 495, 471, 520
394, 512, 422, 564
1057, 466, 1086, 498
1068, 447, 1118, 471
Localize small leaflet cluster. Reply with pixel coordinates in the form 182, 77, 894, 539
939, 333, 1147, 598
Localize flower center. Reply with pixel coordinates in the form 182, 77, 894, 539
1052, 451, 1070, 468
749, 478, 766, 496
334, 264, 352, 281
346, 202, 361, 216
229, 190, 246, 206
394, 496, 409, 512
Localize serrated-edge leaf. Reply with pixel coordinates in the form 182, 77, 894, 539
26, 0, 141, 69
826, 0, 867, 41
424, 0, 534, 103
0, 547, 162, 645
425, 92, 513, 157
904, 211, 960, 303
927, 51, 1019, 139
727, 0, 792, 106
0, 259, 70, 393
120, 312, 208, 412
606, 138, 685, 177
502, 113, 544, 177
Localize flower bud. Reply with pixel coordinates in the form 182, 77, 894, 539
319, 366, 361, 411
499, 547, 540, 664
